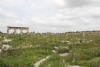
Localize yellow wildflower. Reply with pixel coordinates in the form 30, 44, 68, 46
95, 44, 98, 46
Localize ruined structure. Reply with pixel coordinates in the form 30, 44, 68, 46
7, 26, 29, 35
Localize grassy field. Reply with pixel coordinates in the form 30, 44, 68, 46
0, 33, 100, 67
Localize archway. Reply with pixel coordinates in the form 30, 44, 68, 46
9, 29, 14, 34
23, 30, 27, 33
7, 26, 29, 35
16, 29, 21, 34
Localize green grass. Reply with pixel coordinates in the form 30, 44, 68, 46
0, 33, 100, 67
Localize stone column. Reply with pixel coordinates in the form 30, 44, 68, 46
20, 29, 23, 35
7, 28, 9, 34
82, 32, 86, 44
83, 32, 85, 40
4, 36, 5, 40
27, 29, 29, 34
14, 29, 17, 34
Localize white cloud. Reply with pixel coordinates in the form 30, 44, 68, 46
45, 0, 100, 9
45, 0, 65, 7
0, 0, 100, 33
0, 8, 18, 18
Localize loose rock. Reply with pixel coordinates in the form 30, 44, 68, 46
54, 46, 58, 50
1, 45, 13, 51
86, 41, 90, 44
59, 53, 69, 56
90, 40, 93, 44
61, 40, 65, 43
3, 39, 12, 43
52, 50, 56, 53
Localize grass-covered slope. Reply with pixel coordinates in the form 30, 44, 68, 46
0, 33, 100, 67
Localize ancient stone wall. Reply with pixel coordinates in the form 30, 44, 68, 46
7, 26, 29, 35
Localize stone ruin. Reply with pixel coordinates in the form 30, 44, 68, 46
7, 26, 29, 35
0, 26, 99, 36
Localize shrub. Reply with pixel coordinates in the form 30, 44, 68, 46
87, 58, 100, 67
57, 48, 69, 53
18, 37, 24, 40
68, 44, 72, 50
0, 58, 9, 67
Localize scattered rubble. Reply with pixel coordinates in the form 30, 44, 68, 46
59, 53, 69, 56
54, 46, 68, 50
1, 45, 13, 52
52, 50, 56, 53
75, 40, 94, 45
66, 41, 72, 45
61, 40, 65, 43
86, 41, 90, 44
35, 44, 42, 49
54, 46, 58, 50
0, 36, 88, 67
2, 39, 12, 43
89, 40, 93, 44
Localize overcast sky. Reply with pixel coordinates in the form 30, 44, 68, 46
0, 0, 100, 33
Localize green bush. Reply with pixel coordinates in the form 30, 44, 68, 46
77, 58, 100, 67
0, 58, 9, 67
68, 44, 72, 50
57, 48, 69, 53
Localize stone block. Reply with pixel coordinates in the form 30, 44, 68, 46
1, 45, 13, 51
59, 53, 69, 56
54, 46, 58, 50
61, 40, 65, 43
68, 42, 72, 45
3, 39, 12, 43
66, 41, 70, 43
52, 50, 56, 53
90, 40, 93, 44
86, 41, 90, 44
4, 37, 5, 39
1, 45, 9, 50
